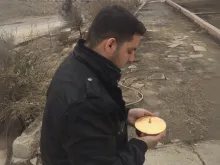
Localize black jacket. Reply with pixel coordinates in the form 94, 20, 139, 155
40, 39, 147, 165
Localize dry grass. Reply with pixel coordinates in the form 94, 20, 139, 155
59, 0, 142, 35
0, 33, 52, 124
84, 0, 141, 21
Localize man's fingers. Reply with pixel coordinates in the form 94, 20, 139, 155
143, 110, 155, 116
143, 110, 160, 117
160, 131, 166, 138
153, 131, 166, 141
153, 112, 160, 116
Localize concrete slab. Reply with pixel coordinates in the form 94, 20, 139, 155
0, 15, 64, 45
144, 143, 202, 165
194, 140, 220, 165
148, 73, 166, 80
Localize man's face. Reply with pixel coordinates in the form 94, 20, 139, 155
110, 35, 142, 68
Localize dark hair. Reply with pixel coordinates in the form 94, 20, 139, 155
86, 5, 146, 48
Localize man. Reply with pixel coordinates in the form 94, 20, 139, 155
40, 5, 165, 165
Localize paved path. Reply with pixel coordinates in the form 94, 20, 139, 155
0, 15, 64, 45
132, 1, 220, 164
125, 0, 220, 141
145, 140, 220, 165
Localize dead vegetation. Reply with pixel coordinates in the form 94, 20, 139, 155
0, 28, 76, 164
59, 0, 141, 38
84, 0, 141, 21
0, 35, 46, 124
0, 25, 78, 128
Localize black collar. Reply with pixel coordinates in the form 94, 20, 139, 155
74, 39, 121, 86
74, 39, 126, 117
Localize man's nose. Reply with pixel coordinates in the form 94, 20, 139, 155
128, 54, 135, 63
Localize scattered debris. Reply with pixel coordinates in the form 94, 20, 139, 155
208, 58, 215, 62
13, 117, 41, 160
128, 65, 137, 69
148, 73, 166, 80
179, 56, 190, 60
131, 83, 144, 89
189, 54, 204, 58
193, 45, 207, 52
171, 139, 181, 143
168, 55, 178, 58
124, 77, 137, 86
164, 57, 178, 61
30, 157, 37, 165
168, 43, 181, 48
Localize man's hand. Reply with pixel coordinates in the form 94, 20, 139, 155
127, 108, 156, 127
138, 131, 166, 149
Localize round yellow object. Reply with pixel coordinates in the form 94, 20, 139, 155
135, 116, 166, 135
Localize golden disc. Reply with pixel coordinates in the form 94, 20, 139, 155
135, 116, 166, 135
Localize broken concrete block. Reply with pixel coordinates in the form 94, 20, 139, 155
189, 54, 204, 58
10, 157, 32, 165
30, 157, 37, 165
148, 73, 166, 80
131, 83, 144, 89
168, 43, 181, 48
164, 58, 177, 61
128, 65, 137, 69
124, 77, 137, 86
179, 57, 190, 60
13, 117, 42, 159
193, 45, 207, 52
171, 139, 181, 143
208, 58, 214, 62
167, 55, 178, 58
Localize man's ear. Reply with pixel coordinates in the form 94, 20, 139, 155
105, 38, 117, 54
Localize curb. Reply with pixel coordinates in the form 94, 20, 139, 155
165, 0, 220, 41
134, 0, 148, 16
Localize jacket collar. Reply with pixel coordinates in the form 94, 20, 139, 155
74, 39, 121, 86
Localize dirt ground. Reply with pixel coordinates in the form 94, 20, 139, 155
0, 0, 61, 25
174, 0, 220, 29
124, 1, 220, 142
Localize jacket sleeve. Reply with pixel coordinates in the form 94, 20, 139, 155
61, 100, 147, 165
